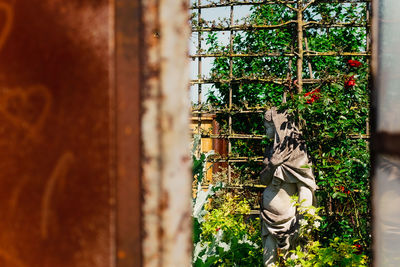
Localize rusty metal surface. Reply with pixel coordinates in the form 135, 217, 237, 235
141, 0, 162, 265
0, 0, 115, 266
115, 0, 143, 266
141, 0, 192, 266
0, 0, 191, 265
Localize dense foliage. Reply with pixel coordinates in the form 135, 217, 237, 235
192, 141, 368, 266
192, 137, 263, 266
192, 1, 370, 266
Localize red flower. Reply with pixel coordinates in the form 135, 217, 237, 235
337, 186, 351, 195
304, 88, 321, 104
345, 75, 356, 88
216, 227, 220, 232
348, 59, 362, 68
353, 243, 363, 255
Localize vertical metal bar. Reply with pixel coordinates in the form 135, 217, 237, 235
304, 37, 313, 79
197, 0, 202, 105
228, 3, 234, 184
366, 1, 371, 136
296, 0, 304, 93
366, 1, 371, 62
141, 0, 161, 265
142, 0, 192, 265
197, 0, 202, 157
284, 43, 295, 103
158, 0, 192, 262
115, 0, 143, 266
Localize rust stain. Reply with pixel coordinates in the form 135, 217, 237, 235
160, 190, 169, 212
9, 174, 29, 214
0, 247, 27, 267
0, 1, 13, 53
180, 0, 188, 12
176, 210, 191, 236
40, 151, 75, 239
181, 155, 190, 164
124, 126, 132, 136
0, 85, 52, 142
117, 250, 126, 259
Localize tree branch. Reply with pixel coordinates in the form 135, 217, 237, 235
302, 0, 317, 10
276, 0, 299, 11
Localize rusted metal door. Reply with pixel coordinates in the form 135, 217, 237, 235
0, 0, 191, 265
0, 0, 143, 266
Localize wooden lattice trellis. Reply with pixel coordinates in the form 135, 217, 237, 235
190, 0, 371, 190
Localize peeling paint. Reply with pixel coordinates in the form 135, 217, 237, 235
141, 0, 191, 266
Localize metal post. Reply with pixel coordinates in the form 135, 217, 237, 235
197, 0, 203, 157
228, 3, 235, 184
296, 0, 304, 93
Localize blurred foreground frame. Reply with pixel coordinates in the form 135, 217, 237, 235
372, 0, 400, 266
0, 0, 191, 266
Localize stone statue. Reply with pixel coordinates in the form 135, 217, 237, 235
260, 108, 317, 266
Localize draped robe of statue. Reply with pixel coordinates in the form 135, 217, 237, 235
260, 108, 317, 266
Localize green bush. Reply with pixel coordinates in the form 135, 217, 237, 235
193, 192, 262, 266
281, 201, 368, 267
192, 136, 262, 266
